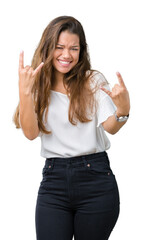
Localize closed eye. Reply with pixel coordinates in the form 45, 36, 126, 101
56, 47, 63, 49
71, 48, 79, 51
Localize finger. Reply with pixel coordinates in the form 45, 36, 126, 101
100, 86, 112, 97
116, 72, 126, 88
19, 51, 24, 71
25, 65, 31, 71
33, 62, 44, 76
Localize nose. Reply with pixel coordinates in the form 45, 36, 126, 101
62, 49, 71, 59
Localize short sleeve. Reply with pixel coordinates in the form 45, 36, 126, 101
94, 75, 117, 127
38, 131, 43, 137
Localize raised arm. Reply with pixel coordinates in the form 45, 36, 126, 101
19, 51, 44, 140
100, 72, 130, 134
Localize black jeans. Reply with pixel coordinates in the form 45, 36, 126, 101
35, 151, 120, 240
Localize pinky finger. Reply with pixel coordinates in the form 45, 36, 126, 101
100, 86, 112, 97
33, 62, 44, 76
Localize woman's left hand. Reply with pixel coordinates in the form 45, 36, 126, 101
100, 72, 130, 116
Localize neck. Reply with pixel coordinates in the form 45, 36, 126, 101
51, 70, 67, 93
53, 70, 64, 84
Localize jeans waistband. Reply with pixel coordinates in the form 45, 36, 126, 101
45, 151, 108, 168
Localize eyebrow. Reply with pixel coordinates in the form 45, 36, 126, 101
57, 44, 79, 47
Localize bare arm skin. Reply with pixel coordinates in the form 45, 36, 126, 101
101, 72, 130, 134
19, 51, 44, 140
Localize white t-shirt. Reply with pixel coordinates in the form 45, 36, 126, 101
40, 72, 117, 158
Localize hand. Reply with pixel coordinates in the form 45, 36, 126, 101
19, 51, 44, 95
100, 72, 130, 116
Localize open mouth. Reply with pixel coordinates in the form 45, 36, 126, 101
58, 59, 72, 67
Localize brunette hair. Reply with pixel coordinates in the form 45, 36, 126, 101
13, 16, 107, 134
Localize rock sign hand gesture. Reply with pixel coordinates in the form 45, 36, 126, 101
19, 51, 44, 95
100, 72, 130, 116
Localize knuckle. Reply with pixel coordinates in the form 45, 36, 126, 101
122, 87, 127, 92
25, 65, 30, 69
23, 69, 27, 73
28, 70, 33, 75
19, 69, 25, 75
119, 88, 125, 94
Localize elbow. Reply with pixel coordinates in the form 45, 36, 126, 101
109, 131, 117, 135
26, 135, 37, 141
105, 129, 119, 135
24, 133, 38, 140
107, 129, 120, 135
22, 129, 39, 140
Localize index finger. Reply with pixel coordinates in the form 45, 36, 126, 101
19, 51, 24, 71
116, 72, 126, 88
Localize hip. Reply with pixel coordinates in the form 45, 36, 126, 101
38, 151, 120, 211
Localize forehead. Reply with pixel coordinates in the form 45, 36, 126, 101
57, 30, 80, 46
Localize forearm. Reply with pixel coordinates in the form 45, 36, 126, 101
102, 110, 129, 135
19, 92, 39, 140
18, 51, 44, 139
100, 72, 130, 135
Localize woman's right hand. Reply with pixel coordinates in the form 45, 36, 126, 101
19, 51, 44, 95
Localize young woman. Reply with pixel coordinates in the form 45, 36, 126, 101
14, 16, 130, 240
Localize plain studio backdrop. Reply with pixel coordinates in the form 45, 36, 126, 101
0, 0, 143, 239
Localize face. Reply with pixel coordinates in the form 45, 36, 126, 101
52, 31, 80, 77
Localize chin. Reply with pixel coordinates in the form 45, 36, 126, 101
56, 66, 74, 74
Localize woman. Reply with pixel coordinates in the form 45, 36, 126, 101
14, 16, 130, 240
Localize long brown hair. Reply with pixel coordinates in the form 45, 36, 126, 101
13, 16, 107, 134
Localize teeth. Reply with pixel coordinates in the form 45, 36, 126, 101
59, 60, 70, 64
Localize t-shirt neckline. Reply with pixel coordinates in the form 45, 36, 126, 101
50, 90, 68, 97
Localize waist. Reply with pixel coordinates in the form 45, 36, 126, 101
45, 151, 109, 167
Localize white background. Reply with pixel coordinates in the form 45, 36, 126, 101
0, 0, 144, 239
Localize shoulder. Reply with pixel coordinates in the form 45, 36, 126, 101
86, 70, 108, 90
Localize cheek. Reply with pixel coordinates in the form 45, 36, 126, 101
74, 52, 80, 63
52, 52, 59, 66
72, 52, 80, 62
52, 58, 58, 70
53, 52, 58, 60
53, 50, 61, 60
